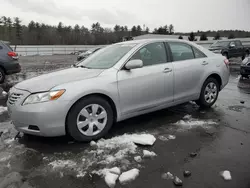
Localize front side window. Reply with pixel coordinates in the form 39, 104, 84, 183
77, 43, 137, 69
130, 42, 167, 66
230, 42, 236, 46
168, 42, 194, 61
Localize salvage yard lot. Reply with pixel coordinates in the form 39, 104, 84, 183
0, 55, 250, 188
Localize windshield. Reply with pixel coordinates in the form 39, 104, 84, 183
211, 41, 230, 47
77, 43, 137, 69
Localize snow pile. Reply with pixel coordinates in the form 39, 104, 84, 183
76, 170, 86, 178
220, 170, 232, 180
131, 134, 156, 146
49, 160, 77, 169
95, 133, 156, 164
119, 169, 140, 185
134, 156, 142, 163
143, 150, 157, 158
0, 106, 8, 115
105, 172, 119, 188
174, 115, 217, 129
90, 141, 97, 147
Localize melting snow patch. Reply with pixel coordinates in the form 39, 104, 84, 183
4, 138, 15, 145
168, 135, 176, 140
49, 160, 77, 169
134, 156, 142, 163
0, 106, 7, 114
109, 167, 121, 175
2, 91, 7, 97
105, 172, 119, 188
143, 150, 157, 158
162, 172, 174, 180
119, 169, 140, 185
174, 115, 217, 129
76, 170, 86, 178
90, 141, 97, 147
220, 170, 232, 180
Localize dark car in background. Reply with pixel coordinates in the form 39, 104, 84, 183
77, 47, 102, 61
209, 40, 249, 60
240, 57, 250, 78
0, 41, 21, 83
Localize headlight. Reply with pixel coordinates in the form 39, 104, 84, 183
23, 90, 65, 105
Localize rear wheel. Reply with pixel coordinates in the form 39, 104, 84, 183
246, 51, 249, 57
196, 78, 219, 108
66, 96, 114, 142
0, 68, 5, 84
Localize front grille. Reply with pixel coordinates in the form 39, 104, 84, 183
8, 93, 23, 105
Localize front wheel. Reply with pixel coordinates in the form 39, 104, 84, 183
196, 78, 219, 108
66, 96, 114, 142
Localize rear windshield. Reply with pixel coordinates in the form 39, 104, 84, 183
0, 41, 13, 51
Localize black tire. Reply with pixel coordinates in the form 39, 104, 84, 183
222, 52, 229, 59
245, 51, 249, 57
66, 96, 114, 142
196, 78, 219, 108
242, 55, 245, 61
0, 68, 5, 84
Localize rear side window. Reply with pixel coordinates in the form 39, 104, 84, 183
193, 47, 206, 58
235, 41, 242, 47
0, 45, 3, 50
168, 42, 194, 61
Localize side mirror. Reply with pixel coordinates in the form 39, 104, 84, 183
125, 59, 143, 70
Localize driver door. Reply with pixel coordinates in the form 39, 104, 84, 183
117, 42, 174, 116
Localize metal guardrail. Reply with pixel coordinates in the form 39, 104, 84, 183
11, 40, 250, 56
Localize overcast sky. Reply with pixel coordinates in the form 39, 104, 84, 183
1, 0, 250, 32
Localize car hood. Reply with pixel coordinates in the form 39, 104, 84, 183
209, 46, 223, 51
15, 68, 104, 92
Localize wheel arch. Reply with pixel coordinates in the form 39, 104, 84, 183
204, 73, 222, 90
65, 93, 118, 135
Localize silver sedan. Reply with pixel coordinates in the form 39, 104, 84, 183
7, 39, 230, 141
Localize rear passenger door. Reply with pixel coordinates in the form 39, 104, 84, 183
166, 42, 207, 102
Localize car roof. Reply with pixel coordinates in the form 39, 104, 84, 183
118, 38, 196, 46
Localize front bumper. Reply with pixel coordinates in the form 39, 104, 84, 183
7, 87, 70, 137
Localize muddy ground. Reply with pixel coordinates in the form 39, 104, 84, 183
0, 55, 250, 188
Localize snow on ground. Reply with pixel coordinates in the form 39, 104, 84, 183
44, 133, 156, 178
49, 160, 77, 170
220, 170, 232, 180
143, 150, 157, 158
119, 169, 140, 185
0, 106, 8, 115
174, 115, 217, 130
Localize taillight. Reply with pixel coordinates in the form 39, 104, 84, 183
8, 51, 17, 57
224, 59, 230, 67
7, 51, 18, 60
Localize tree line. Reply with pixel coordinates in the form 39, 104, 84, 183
1, 16, 250, 45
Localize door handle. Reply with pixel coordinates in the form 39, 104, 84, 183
163, 68, 172, 73
201, 61, 208, 65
